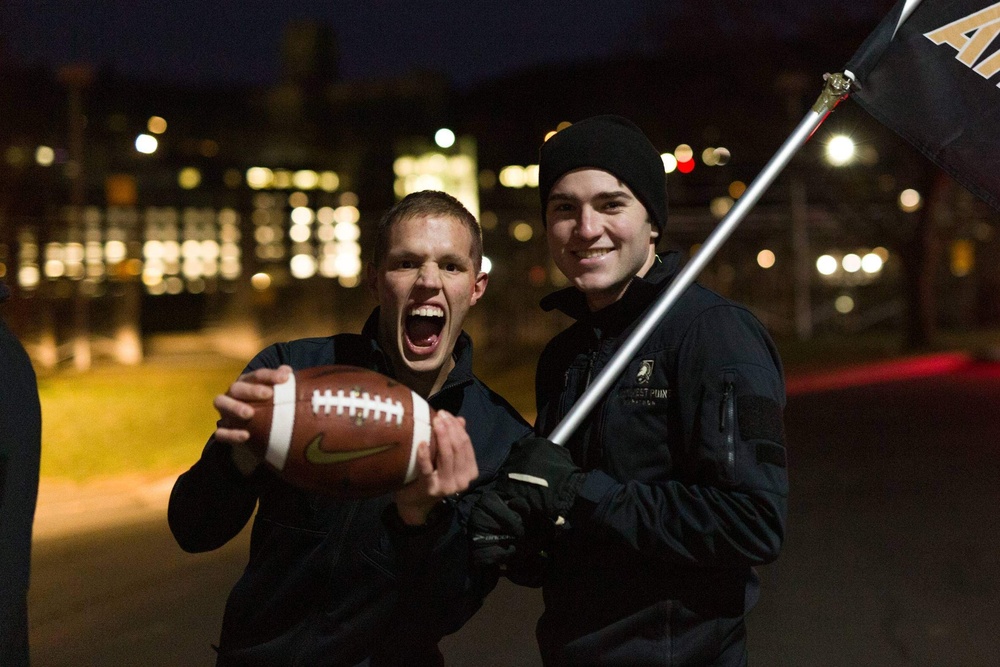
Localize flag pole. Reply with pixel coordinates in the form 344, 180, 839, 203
547, 73, 853, 446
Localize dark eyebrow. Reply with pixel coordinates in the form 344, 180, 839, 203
593, 190, 634, 201
547, 190, 635, 204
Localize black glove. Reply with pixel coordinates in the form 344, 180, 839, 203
468, 489, 550, 587
493, 437, 586, 529
468, 489, 525, 567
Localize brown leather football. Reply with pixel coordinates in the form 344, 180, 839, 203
244, 365, 435, 499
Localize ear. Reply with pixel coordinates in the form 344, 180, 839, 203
650, 228, 660, 239
469, 271, 488, 306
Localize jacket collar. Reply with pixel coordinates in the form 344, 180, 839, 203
539, 251, 683, 326
360, 307, 475, 397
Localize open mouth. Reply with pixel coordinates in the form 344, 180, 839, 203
404, 305, 446, 353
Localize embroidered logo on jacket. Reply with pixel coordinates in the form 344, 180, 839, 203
637, 359, 654, 384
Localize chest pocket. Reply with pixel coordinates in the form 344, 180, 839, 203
598, 351, 680, 483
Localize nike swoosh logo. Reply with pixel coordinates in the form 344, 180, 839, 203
304, 433, 395, 465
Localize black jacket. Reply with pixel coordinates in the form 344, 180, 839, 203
168, 309, 530, 666
0, 282, 41, 667
531, 252, 788, 666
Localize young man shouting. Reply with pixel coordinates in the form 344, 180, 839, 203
170, 190, 530, 666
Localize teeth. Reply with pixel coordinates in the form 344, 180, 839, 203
576, 248, 611, 259
409, 305, 444, 318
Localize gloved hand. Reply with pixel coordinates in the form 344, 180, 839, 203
468, 489, 550, 587
493, 436, 586, 529
468, 490, 525, 567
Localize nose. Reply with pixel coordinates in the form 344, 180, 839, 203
415, 263, 443, 289
573, 206, 602, 241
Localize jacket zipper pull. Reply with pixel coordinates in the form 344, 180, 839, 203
719, 381, 733, 431
584, 350, 598, 388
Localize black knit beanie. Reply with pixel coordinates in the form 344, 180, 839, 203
538, 115, 667, 233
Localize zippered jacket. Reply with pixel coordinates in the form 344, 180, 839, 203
168, 309, 530, 666
531, 252, 788, 666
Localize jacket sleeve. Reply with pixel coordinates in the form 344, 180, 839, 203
167, 347, 282, 553
569, 305, 789, 568
167, 437, 260, 553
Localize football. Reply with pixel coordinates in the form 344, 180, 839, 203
244, 365, 435, 499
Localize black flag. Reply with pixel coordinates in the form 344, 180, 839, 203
845, 0, 1000, 211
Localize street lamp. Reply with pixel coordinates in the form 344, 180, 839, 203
825, 134, 856, 166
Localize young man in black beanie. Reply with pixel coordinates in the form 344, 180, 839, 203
470, 115, 789, 665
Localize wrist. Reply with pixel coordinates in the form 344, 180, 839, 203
229, 443, 261, 477
396, 498, 443, 526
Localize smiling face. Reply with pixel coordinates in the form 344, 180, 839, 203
367, 213, 487, 397
546, 168, 658, 311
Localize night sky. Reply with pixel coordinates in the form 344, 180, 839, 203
1, 1, 886, 88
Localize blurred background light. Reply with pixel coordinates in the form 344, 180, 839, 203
899, 188, 922, 212
816, 254, 838, 276
757, 249, 776, 269
510, 221, 533, 242
434, 128, 456, 148
147, 116, 167, 134
835, 295, 855, 314
290, 254, 317, 279
710, 196, 734, 219
826, 134, 855, 166
35, 146, 55, 166
842, 253, 862, 273
319, 171, 340, 192
178, 167, 201, 189
135, 134, 158, 154
293, 170, 319, 190
861, 252, 884, 274
499, 166, 527, 188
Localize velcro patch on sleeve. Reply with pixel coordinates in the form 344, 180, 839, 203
737, 394, 785, 446
755, 441, 787, 468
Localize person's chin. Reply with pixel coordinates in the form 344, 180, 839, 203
401, 348, 445, 376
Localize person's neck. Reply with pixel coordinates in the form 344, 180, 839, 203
397, 357, 455, 399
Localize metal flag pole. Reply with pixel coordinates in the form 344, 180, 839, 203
547, 73, 853, 446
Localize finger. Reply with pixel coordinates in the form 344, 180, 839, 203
214, 393, 255, 421
213, 426, 251, 445
233, 364, 293, 398
433, 413, 460, 488
414, 441, 434, 478
227, 379, 274, 402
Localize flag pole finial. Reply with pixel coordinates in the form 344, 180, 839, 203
812, 72, 852, 115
